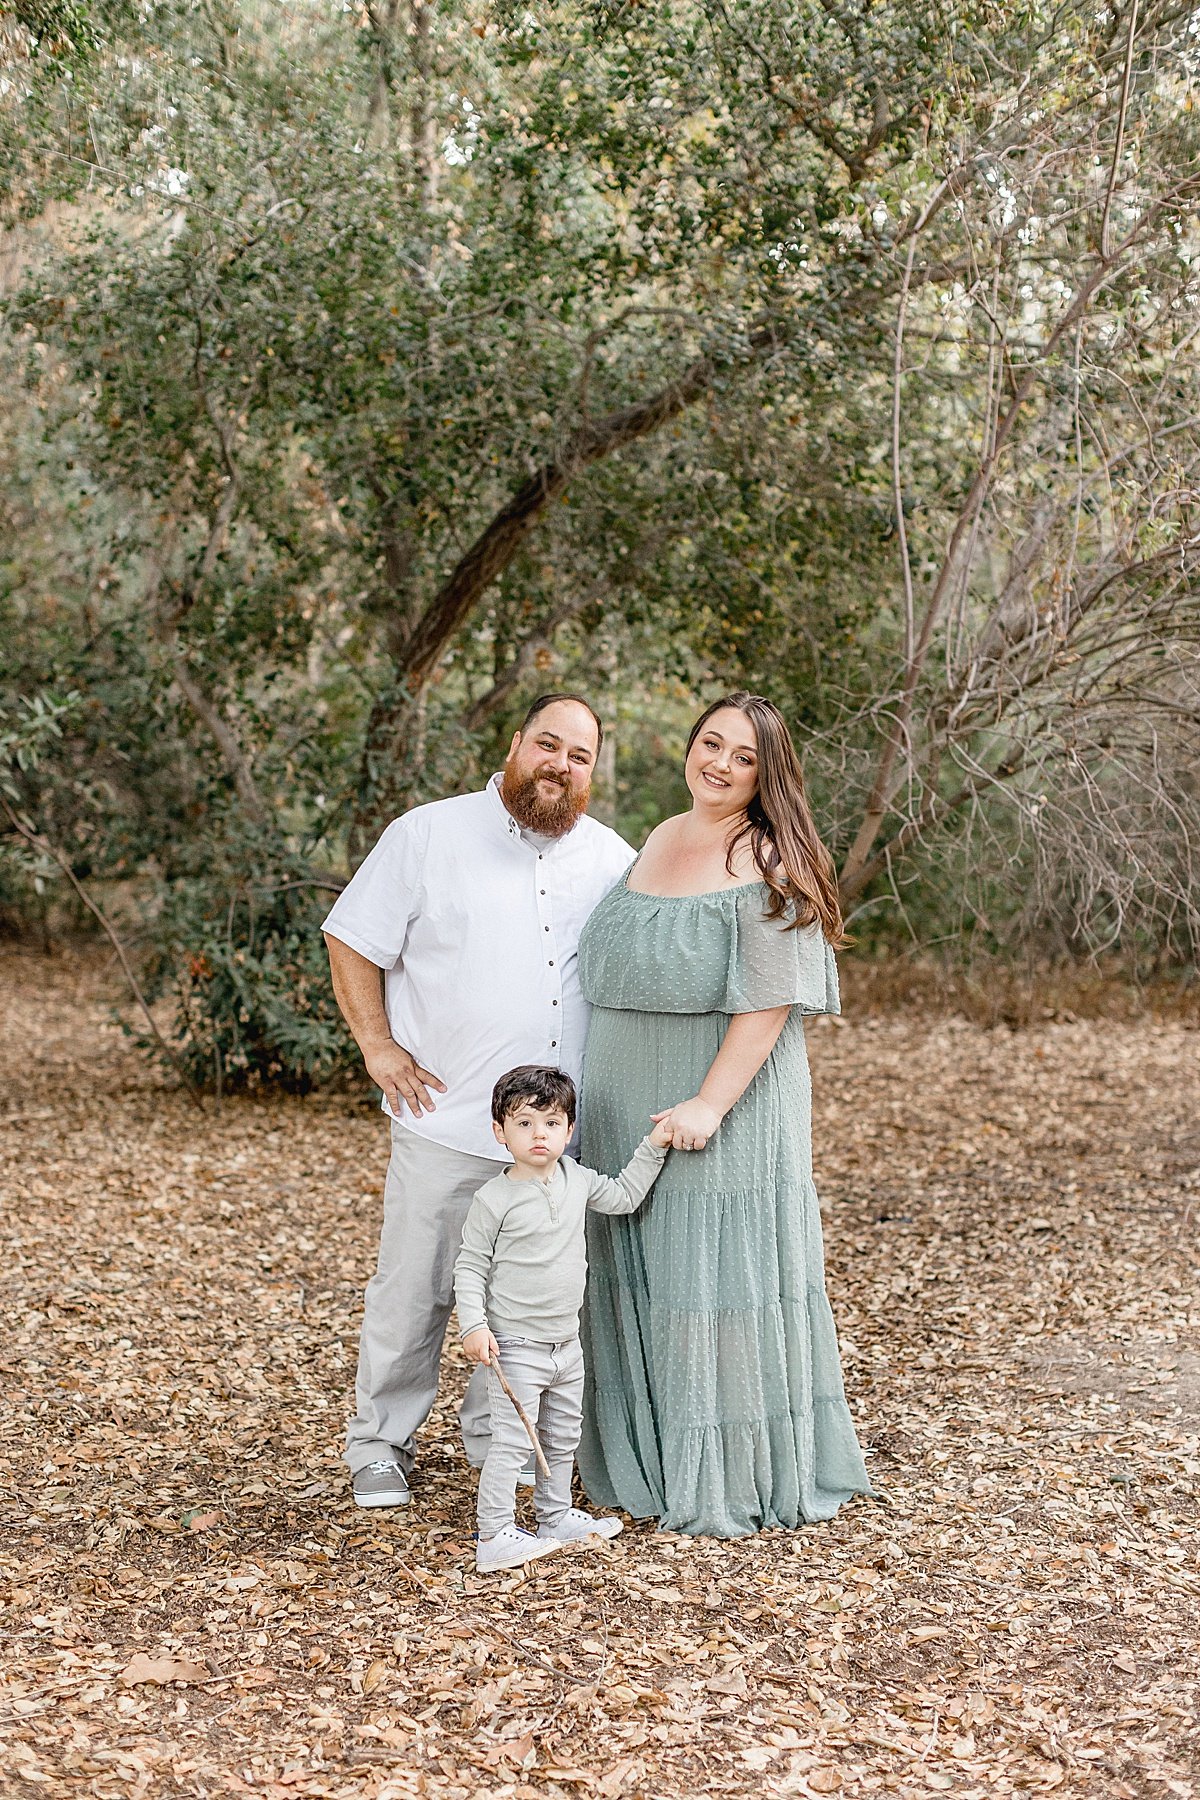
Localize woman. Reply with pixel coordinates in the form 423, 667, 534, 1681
577, 693, 871, 1537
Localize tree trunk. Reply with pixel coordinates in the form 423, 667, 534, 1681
592, 727, 617, 828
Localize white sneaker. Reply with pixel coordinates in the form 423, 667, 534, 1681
476, 1525, 563, 1574
537, 1507, 623, 1542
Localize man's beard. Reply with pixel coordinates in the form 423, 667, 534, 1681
501, 763, 590, 838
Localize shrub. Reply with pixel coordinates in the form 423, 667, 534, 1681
146, 871, 355, 1095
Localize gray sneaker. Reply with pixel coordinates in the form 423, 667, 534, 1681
352, 1460, 410, 1508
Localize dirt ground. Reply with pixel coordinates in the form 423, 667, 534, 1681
1, 944, 1198, 1800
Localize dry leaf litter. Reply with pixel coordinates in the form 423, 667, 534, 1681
1, 944, 1197, 1800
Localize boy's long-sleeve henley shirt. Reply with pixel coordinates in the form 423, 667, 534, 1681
453, 1137, 667, 1343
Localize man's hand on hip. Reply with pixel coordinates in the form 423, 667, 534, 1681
364, 1041, 448, 1117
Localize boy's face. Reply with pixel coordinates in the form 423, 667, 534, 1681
493, 1100, 572, 1170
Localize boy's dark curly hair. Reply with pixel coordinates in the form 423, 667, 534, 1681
491, 1064, 577, 1126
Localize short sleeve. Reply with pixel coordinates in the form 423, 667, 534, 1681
320, 815, 425, 969
722, 887, 841, 1015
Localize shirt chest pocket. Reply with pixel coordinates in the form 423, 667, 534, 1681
547, 872, 601, 946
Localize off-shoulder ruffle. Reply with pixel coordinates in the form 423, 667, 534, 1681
579, 879, 840, 1016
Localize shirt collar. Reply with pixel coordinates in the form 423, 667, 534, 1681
502, 1160, 565, 1193
484, 772, 523, 846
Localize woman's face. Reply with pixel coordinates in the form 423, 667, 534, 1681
685, 707, 760, 817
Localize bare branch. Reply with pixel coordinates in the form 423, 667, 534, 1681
1100, 0, 1140, 261
838, 194, 1188, 896
167, 656, 270, 827
892, 240, 917, 668
842, 740, 1030, 904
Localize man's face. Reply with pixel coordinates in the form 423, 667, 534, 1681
501, 700, 600, 837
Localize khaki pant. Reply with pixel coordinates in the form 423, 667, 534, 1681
477, 1335, 585, 1538
344, 1121, 505, 1476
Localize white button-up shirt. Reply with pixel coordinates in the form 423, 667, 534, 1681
321, 778, 634, 1157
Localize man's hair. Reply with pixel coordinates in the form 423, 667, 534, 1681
519, 692, 604, 752
491, 1064, 578, 1126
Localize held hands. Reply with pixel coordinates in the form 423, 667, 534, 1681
648, 1116, 675, 1151
651, 1096, 723, 1152
364, 1041, 447, 1118
462, 1326, 501, 1367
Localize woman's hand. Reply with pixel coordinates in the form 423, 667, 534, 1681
651, 1097, 723, 1152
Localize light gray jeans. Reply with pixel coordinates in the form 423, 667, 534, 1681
344, 1121, 506, 1477
477, 1335, 585, 1538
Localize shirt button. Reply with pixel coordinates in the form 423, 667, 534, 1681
551, 1040, 557, 1048
548, 960, 554, 967
552, 999, 558, 1006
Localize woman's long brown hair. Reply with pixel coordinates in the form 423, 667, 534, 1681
686, 692, 848, 947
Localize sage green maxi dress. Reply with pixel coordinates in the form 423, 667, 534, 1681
577, 875, 872, 1538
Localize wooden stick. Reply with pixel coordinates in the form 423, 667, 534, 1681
491, 1362, 552, 1481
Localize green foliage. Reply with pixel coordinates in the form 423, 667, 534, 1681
3, 0, 1199, 1084
0, 689, 79, 802
146, 864, 354, 1093
0, 688, 80, 923
8, 0, 98, 62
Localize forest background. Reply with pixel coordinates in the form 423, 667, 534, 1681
3, 0, 1200, 1093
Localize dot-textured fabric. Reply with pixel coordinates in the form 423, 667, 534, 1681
576, 876, 872, 1538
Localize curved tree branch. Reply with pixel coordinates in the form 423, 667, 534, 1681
394, 346, 730, 692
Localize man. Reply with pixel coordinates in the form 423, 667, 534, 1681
321, 694, 634, 1509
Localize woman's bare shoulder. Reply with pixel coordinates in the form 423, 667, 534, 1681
628, 816, 685, 884
728, 834, 762, 881
641, 815, 686, 850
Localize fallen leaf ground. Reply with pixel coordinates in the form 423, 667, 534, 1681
1, 945, 1198, 1800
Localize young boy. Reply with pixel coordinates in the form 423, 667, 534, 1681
454, 1064, 671, 1574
